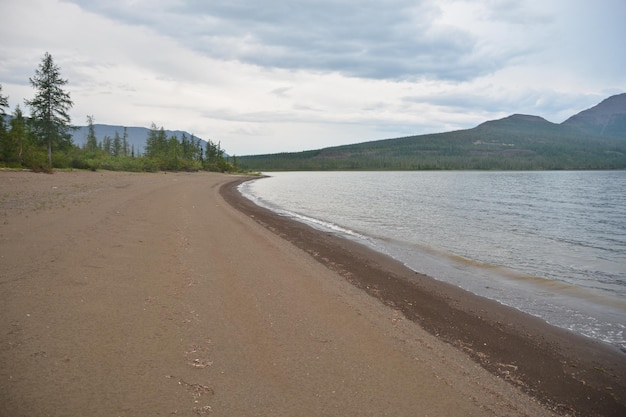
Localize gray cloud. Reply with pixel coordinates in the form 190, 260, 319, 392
402, 89, 615, 125
485, 0, 553, 25
64, 0, 524, 81
3, 0, 623, 155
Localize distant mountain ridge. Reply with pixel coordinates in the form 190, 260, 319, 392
71, 124, 208, 155
476, 113, 590, 137
562, 93, 626, 137
477, 114, 560, 132
238, 93, 626, 170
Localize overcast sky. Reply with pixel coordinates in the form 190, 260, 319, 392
1, 0, 624, 155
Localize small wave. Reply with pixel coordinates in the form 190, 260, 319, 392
239, 174, 626, 351
365, 235, 626, 350
239, 182, 368, 241
287, 212, 369, 239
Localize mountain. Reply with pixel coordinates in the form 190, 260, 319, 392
71, 124, 207, 155
478, 114, 565, 133
238, 94, 626, 171
562, 93, 626, 137
474, 113, 593, 140
2, 117, 218, 156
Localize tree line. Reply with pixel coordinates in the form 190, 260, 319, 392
0, 52, 236, 173
238, 120, 626, 171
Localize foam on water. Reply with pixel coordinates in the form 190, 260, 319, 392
240, 185, 369, 240
367, 235, 626, 350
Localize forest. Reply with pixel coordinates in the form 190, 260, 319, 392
238, 115, 626, 171
0, 53, 235, 173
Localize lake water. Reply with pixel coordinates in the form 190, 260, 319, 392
239, 171, 626, 352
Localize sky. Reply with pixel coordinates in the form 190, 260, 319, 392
1, 0, 624, 156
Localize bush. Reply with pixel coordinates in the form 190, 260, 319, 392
52, 152, 72, 169
24, 150, 52, 173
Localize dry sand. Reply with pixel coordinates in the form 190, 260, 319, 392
0, 171, 624, 417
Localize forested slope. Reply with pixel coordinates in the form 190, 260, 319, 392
238, 113, 626, 171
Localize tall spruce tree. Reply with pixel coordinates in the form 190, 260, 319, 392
122, 127, 129, 157
0, 84, 10, 163
85, 115, 98, 153
113, 131, 122, 157
25, 52, 74, 166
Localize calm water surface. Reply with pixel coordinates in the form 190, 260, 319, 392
240, 171, 626, 351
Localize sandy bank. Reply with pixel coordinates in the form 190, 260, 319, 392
223, 175, 626, 417
0, 171, 623, 416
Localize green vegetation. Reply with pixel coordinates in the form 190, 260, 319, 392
238, 115, 626, 171
0, 53, 236, 173
24, 52, 74, 168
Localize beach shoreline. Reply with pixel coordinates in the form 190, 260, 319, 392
222, 175, 626, 417
0, 170, 624, 416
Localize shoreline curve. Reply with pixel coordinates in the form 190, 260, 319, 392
221, 175, 626, 417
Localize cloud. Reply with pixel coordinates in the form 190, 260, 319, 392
64, 0, 523, 81
484, 0, 553, 25
1, 0, 624, 155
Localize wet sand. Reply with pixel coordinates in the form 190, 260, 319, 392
1, 170, 624, 416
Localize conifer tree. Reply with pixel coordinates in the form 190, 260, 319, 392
85, 115, 98, 153
25, 52, 74, 166
101, 136, 112, 155
0, 84, 9, 162
122, 127, 129, 157
113, 131, 122, 157
9, 106, 29, 164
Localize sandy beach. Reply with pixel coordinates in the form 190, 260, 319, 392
1, 171, 624, 417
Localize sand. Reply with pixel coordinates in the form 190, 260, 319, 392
1, 170, 624, 417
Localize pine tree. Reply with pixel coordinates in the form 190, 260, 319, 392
113, 131, 122, 157
9, 106, 29, 164
145, 123, 166, 159
167, 134, 180, 170
145, 123, 158, 158
122, 127, 129, 157
25, 52, 74, 167
0, 84, 9, 162
101, 136, 112, 155
85, 115, 98, 153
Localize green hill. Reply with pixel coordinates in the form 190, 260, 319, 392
238, 94, 626, 171
562, 93, 626, 138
